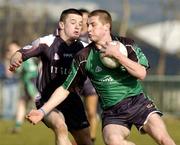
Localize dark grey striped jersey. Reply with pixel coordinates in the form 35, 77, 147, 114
18, 34, 85, 101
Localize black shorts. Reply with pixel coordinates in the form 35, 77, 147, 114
101, 93, 163, 133
80, 77, 97, 97
35, 92, 89, 131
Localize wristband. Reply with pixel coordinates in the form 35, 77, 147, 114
39, 108, 46, 116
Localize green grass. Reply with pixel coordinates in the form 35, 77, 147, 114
0, 115, 179, 145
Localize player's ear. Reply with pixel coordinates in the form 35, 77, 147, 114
59, 21, 64, 30
104, 23, 110, 31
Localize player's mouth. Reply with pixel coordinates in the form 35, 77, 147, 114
88, 34, 92, 38
74, 31, 80, 36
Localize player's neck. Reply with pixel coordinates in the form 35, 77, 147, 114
96, 34, 112, 49
60, 32, 75, 45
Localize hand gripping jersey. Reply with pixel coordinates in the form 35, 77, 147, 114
18, 34, 85, 101
62, 36, 150, 109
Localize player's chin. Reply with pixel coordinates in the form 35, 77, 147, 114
89, 36, 94, 42
72, 34, 80, 39
88, 35, 96, 42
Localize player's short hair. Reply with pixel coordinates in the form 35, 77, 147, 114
59, 8, 82, 22
89, 9, 112, 31
78, 8, 89, 14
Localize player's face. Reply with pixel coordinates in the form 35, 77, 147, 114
61, 14, 82, 40
88, 16, 107, 43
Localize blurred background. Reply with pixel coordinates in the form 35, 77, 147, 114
0, 0, 180, 74
0, 0, 180, 145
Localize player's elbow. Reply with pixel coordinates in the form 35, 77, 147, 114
61, 86, 70, 96
138, 68, 147, 80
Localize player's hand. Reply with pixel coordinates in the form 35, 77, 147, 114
26, 109, 44, 125
100, 41, 120, 57
9, 52, 23, 72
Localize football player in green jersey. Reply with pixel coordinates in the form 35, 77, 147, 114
27, 9, 176, 145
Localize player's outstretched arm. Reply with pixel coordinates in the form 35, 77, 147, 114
9, 51, 22, 72
26, 86, 70, 124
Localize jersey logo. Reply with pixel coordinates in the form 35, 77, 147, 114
63, 53, 73, 58
100, 75, 113, 82
51, 53, 60, 74
95, 66, 102, 72
54, 53, 60, 60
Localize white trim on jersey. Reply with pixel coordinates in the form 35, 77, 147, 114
80, 41, 89, 47
38, 34, 55, 47
22, 34, 55, 50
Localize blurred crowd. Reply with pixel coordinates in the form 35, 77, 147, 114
0, 41, 38, 133
0, 41, 21, 119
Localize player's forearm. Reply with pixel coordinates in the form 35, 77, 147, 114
18, 45, 41, 61
125, 63, 146, 80
40, 86, 70, 115
116, 54, 146, 80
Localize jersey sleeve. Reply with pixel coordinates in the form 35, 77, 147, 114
18, 38, 43, 61
126, 43, 149, 69
134, 45, 149, 69
62, 54, 87, 92
18, 34, 55, 61
114, 35, 149, 69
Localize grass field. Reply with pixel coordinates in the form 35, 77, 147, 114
0, 115, 179, 145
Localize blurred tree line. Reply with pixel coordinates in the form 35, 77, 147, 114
0, 1, 56, 59
1, 0, 178, 75
0, 2, 127, 58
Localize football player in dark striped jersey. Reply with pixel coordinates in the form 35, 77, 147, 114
9, 8, 93, 145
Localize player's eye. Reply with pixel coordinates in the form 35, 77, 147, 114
79, 22, 82, 27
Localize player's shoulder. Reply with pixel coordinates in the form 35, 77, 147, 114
112, 35, 137, 53
32, 34, 56, 47
74, 42, 92, 60
112, 35, 135, 45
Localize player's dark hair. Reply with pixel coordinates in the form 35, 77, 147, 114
89, 9, 112, 31
78, 8, 89, 14
59, 8, 82, 22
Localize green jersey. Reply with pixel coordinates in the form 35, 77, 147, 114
62, 36, 149, 109
21, 59, 38, 97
